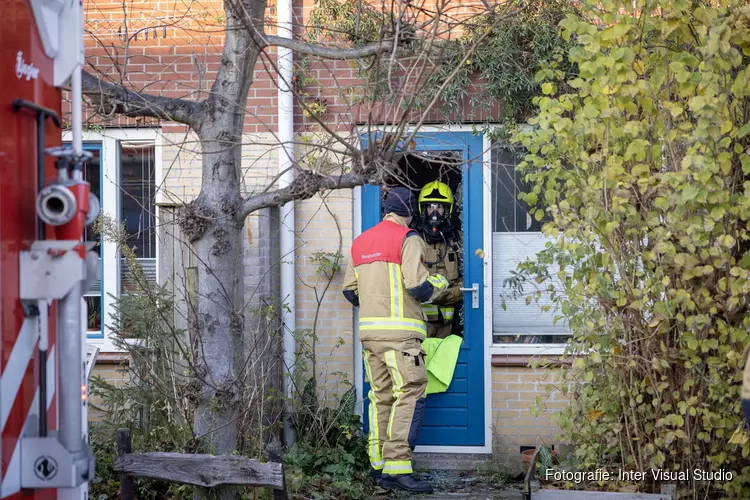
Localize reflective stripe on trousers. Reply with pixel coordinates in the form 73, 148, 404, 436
383, 460, 413, 475
362, 339, 427, 476
363, 350, 384, 470
384, 350, 405, 439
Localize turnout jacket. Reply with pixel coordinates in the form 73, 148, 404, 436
342, 213, 438, 342
421, 233, 462, 325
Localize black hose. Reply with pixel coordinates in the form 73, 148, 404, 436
423, 231, 449, 266
39, 349, 47, 437
36, 113, 45, 240
12, 100, 61, 438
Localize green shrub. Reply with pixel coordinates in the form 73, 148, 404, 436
285, 379, 373, 499
89, 219, 368, 499
512, 0, 750, 497
89, 427, 194, 500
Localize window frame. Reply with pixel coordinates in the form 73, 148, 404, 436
62, 128, 162, 352
81, 142, 104, 338
485, 139, 569, 356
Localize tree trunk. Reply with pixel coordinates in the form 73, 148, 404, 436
192, 209, 243, 454
177, 7, 267, 500
185, 123, 246, 499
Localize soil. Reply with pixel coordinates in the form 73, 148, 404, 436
372, 469, 526, 500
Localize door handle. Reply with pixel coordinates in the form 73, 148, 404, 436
460, 283, 479, 309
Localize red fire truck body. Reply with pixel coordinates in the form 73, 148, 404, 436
1, 1, 97, 499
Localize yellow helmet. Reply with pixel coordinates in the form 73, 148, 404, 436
418, 181, 454, 215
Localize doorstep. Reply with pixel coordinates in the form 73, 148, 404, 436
414, 452, 493, 471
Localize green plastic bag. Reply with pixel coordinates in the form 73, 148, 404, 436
422, 334, 463, 395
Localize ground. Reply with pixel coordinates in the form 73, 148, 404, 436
373, 470, 527, 500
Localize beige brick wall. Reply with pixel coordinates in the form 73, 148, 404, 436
294, 191, 356, 404
160, 131, 279, 204
159, 129, 357, 404
88, 359, 131, 423
161, 131, 202, 203
491, 365, 567, 473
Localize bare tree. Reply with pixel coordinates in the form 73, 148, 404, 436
79, 0, 519, 497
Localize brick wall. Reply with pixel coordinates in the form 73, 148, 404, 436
293, 191, 356, 401
491, 365, 568, 473
77, 0, 499, 131
88, 356, 131, 423
81, 0, 543, 451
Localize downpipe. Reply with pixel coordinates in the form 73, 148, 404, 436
277, 0, 296, 447
352, 186, 363, 416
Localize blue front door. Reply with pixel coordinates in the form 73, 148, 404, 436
360, 131, 485, 447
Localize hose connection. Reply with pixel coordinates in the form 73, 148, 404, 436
37, 184, 77, 226
36, 147, 99, 230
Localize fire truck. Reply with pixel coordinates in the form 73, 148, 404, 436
1, 0, 99, 499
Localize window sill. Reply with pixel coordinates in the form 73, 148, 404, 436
93, 352, 129, 364
489, 344, 567, 356
490, 344, 572, 367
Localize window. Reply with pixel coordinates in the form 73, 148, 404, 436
62, 129, 161, 351
490, 144, 569, 349
81, 144, 103, 336
119, 142, 157, 294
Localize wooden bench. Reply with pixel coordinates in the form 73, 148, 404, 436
114, 428, 288, 500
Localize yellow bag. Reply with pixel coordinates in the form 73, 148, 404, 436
422, 334, 462, 395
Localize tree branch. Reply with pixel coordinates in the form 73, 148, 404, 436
240, 169, 371, 218
81, 71, 202, 127
261, 35, 392, 60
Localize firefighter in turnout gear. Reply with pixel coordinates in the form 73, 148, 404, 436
742, 353, 750, 427
342, 187, 448, 494
418, 181, 463, 339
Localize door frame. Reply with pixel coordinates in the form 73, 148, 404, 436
352, 125, 493, 454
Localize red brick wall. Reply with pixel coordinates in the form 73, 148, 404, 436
76, 0, 499, 132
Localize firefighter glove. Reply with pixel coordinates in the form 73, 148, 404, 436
425, 274, 449, 303
427, 274, 449, 290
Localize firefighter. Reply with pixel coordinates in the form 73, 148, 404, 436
417, 181, 463, 339
342, 186, 448, 494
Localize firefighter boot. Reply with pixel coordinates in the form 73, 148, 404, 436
381, 473, 434, 494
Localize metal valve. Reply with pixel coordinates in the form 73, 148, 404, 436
36, 147, 100, 238
37, 184, 77, 226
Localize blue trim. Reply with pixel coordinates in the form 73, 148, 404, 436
359, 131, 485, 447
67, 142, 105, 340
361, 184, 381, 231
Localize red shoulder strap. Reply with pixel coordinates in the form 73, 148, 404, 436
352, 220, 411, 266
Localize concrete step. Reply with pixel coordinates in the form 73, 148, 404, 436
413, 452, 494, 472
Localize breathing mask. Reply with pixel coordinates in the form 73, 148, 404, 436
418, 181, 454, 244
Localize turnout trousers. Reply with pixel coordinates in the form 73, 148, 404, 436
362, 338, 427, 475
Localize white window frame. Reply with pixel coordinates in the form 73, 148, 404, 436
62, 128, 163, 353
484, 136, 569, 356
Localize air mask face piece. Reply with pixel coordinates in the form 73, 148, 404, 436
418, 180, 455, 243
421, 202, 450, 242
